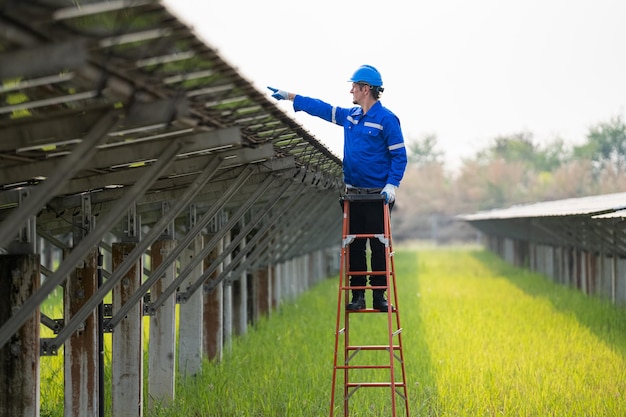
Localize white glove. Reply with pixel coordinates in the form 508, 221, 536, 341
267, 86, 290, 101
381, 184, 396, 204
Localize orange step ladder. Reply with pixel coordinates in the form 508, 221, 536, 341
330, 194, 410, 417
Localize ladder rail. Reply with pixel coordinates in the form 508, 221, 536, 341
387, 217, 410, 415
330, 196, 410, 417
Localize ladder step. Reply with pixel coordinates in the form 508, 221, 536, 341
340, 285, 390, 290
336, 365, 391, 370
344, 271, 389, 276
344, 233, 390, 238
346, 308, 396, 314
347, 345, 400, 351
346, 382, 406, 388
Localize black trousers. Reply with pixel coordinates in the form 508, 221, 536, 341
347, 200, 393, 288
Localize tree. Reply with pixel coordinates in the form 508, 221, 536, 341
407, 133, 444, 166
475, 131, 565, 172
573, 115, 626, 172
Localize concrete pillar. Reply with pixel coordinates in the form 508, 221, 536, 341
223, 284, 232, 352
0, 254, 40, 417
232, 272, 248, 336
111, 242, 143, 417
269, 266, 277, 310
179, 235, 204, 376
232, 234, 248, 337
222, 232, 233, 353
255, 268, 270, 318
204, 282, 223, 361
148, 239, 176, 408
504, 238, 514, 264
203, 234, 222, 361
601, 254, 612, 299
580, 251, 587, 294
617, 258, 626, 305
546, 246, 555, 280
64, 248, 99, 417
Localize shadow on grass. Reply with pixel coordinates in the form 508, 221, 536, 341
471, 249, 626, 359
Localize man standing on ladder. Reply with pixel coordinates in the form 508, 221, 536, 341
268, 64, 407, 312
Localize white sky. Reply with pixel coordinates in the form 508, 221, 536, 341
163, 0, 626, 171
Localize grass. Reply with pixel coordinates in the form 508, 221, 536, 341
413, 249, 626, 416
39, 247, 626, 416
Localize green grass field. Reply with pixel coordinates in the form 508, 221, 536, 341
40, 248, 626, 416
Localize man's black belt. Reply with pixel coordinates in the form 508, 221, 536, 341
345, 187, 383, 195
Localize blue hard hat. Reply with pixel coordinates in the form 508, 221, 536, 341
348, 65, 383, 87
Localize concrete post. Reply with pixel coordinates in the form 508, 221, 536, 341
0, 254, 40, 417
232, 233, 248, 336
64, 248, 99, 417
222, 231, 233, 353
255, 268, 270, 318
178, 235, 204, 376
111, 242, 143, 417
148, 239, 177, 409
203, 234, 223, 361
269, 265, 277, 310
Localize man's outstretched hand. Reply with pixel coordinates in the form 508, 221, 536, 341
267, 86, 289, 101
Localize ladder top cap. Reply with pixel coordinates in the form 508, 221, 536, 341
341, 194, 385, 202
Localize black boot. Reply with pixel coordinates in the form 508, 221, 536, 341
346, 290, 365, 311
373, 290, 392, 312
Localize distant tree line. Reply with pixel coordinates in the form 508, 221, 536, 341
394, 115, 626, 242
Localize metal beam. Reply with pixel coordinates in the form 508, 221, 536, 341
1, 140, 183, 350
0, 40, 87, 79
0, 126, 242, 185
57, 143, 275, 196
108, 168, 266, 326
0, 97, 188, 152
205, 185, 309, 294
0, 111, 120, 249
3, 167, 271, 236
184, 179, 298, 296
239, 188, 323, 270
50, 154, 226, 348
144, 174, 278, 315
21, 163, 292, 236
53, 0, 154, 20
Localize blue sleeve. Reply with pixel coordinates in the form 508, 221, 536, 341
384, 115, 408, 187
292, 95, 348, 126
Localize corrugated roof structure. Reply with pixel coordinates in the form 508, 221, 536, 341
459, 192, 626, 254
0, 2, 346, 408
460, 192, 626, 221
460, 192, 626, 306
0, 0, 346, 266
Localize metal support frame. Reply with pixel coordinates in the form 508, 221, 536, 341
0, 140, 183, 350
239, 188, 324, 269
7, 189, 37, 255
143, 173, 278, 313
205, 182, 312, 294
283, 194, 341, 260
0, 39, 87, 79
188, 179, 301, 297
49, 154, 225, 347
125, 204, 141, 243
160, 202, 175, 240
105, 166, 257, 328
251, 188, 320, 266
0, 111, 120, 249
265, 191, 332, 265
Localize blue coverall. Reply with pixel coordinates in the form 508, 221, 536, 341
293, 95, 408, 289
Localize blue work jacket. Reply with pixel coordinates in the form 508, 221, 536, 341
293, 95, 407, 189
